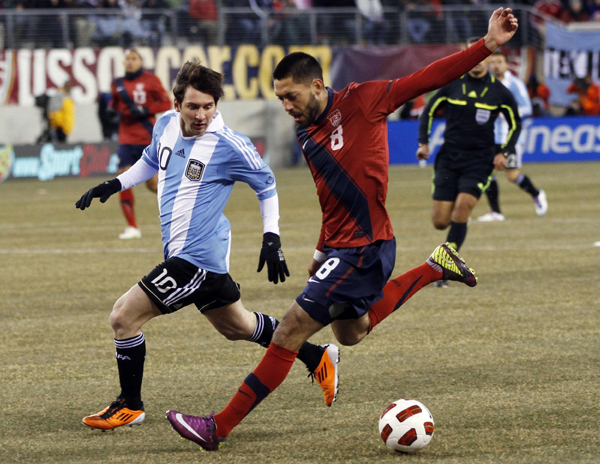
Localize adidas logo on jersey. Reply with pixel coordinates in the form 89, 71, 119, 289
175, 149, 185, 158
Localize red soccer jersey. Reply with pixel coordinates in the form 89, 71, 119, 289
297, 39, 492, 250
110, 70, 172, 145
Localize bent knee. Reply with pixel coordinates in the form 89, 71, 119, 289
217, 325, 249, 341
432, 218, 449, 230
335, 333, 363, 346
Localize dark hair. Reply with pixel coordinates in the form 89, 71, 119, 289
173, 61, 225, 104
273, 52, 323, 85
492, 51, 508, 62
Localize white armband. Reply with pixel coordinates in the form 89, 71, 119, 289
116, 158, 158, 191
259, 194, 280, 235
313, 249, 326, 263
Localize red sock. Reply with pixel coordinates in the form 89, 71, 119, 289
214, 342, 298, 439
368, 263, 442, 333
119, 189, 137, 228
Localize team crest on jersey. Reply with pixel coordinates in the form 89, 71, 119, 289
185, 159, 206, 181
328, 109, 342, 127
475, 108, 491, 125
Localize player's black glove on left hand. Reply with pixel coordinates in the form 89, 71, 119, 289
130, 105, 150, 120
75, 178, 121, 210
257, 232, 290, 284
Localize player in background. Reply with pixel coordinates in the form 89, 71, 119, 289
477, 52, 548, 222
417, 39, 521, 280
110, 49, 172, 239
164, 7, 519, 451
75, 61, 338, 431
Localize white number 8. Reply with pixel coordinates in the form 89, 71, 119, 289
330, 125, 344, 150
316, 257, 340, 279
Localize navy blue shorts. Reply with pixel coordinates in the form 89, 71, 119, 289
296, 238, 396, 326
117, 144, 147, 169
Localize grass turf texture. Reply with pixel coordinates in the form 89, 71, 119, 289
0, 162, 598, 464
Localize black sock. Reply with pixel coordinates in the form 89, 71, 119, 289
248, 312, 324, 373
115, 333, 145, 410
446, 221, 468, 251
485, 178, 502, 214
516, 173, 540, 198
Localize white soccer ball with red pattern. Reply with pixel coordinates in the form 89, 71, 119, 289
378, 399, 435, 454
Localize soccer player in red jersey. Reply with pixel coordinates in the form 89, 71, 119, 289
166, 8, 518, 450
110, 49, 171, 239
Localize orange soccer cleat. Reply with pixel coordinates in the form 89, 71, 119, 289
82, 398, 145, 430
311, 344, 340, 407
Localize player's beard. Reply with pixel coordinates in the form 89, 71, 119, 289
297, 92, 322, 128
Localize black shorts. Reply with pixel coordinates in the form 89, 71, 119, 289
117, 144, 147, 169
433, 145, 495, 201
138, 257, 241, 314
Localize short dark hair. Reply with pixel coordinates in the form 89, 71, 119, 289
273, 52, 323, 85
173, 61, 225, 105
492, 51, 508, 62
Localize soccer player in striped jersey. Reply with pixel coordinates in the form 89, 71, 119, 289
164, 6, 519, 452
477, 52, 547, 222
75, 61, 338, 430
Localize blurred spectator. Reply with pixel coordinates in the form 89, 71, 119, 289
527, 75, 551, 117
90, 0, 121, 46
589, 0, 600, 20
531, 0, 563, 34
224, 0, 261, 44
401, 0, 443, 44
442, 0, 473, 43
270, 0, 308, 45
566, 74, 600, 116
142, 0, 169, 46
33, 0, 68, 48
356, 0, 388, 44
559, 0, 589, 22
189, 0, 219, 44
91, 0, 149, 47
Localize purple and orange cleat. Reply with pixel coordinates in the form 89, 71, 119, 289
166, 410, 222, 451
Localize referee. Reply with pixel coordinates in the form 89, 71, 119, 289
416, 42, 521, 278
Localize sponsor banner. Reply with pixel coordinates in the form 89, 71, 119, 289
0, 142, 119, 182
544, 22, 600, 107
0, 46, 332, 106
0, 44, 535, 106
388, 116, 600, 165
0, 137, 266, 182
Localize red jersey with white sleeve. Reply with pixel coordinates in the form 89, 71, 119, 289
297, 39, 492, 251
110, 69, 172, 145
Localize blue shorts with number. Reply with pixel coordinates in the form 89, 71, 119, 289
117, 144, 147, 169
296, 238, 396, 326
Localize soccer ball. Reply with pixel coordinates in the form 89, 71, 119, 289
378, 399, 435, 454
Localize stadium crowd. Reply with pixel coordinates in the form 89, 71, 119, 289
2, 0, 600, 49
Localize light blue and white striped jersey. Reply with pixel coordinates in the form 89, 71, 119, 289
495, 70, 532, 146
141, 110, 277, 274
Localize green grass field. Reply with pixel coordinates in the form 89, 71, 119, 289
1, 162, 599, 464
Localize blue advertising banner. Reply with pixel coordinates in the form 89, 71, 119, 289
544, 22, 600, 107
388, 116, 600, 165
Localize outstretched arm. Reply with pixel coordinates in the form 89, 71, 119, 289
390, 8, 518, 109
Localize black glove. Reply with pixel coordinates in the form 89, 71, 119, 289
130, 105, 150, 120
257, 232, 290, 284
75, 178, 122, 210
